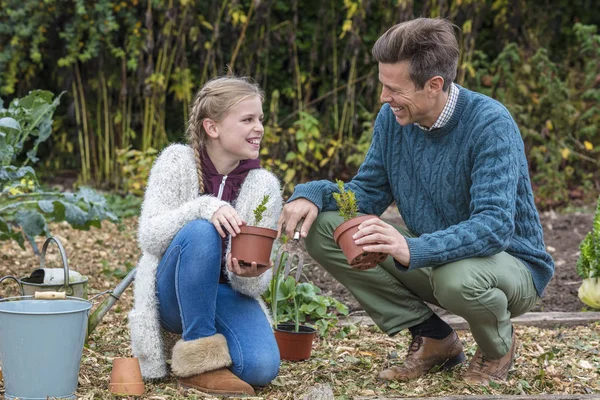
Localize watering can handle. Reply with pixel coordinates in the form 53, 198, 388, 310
40, 237, 72, 296
34, 291, 67, 300
0, 275, 25, 296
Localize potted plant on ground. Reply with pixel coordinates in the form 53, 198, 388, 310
230, 195, 277, 267
332, 179, 387, 270
576, 195, 600, 309
265, 248, 349, 361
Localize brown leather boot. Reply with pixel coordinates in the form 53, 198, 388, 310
463, 332, 519, 385
171, 334, 255, 396
179, 367, 255, 396
378, 331, 466, 382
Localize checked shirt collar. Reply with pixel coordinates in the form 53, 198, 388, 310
414, 82, 459, 131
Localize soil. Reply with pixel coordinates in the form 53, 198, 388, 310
301, 206, 595, 314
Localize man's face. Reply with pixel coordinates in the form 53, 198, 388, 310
378, 61, 438, 128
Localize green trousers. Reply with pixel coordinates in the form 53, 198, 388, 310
305, 212, 539, 359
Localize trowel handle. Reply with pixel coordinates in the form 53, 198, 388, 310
40, 237, 72, 295
34, 291, 67, 300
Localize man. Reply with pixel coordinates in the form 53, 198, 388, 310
278, 18, 554, 385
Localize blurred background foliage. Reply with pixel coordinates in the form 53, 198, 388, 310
0, 0, 598, 209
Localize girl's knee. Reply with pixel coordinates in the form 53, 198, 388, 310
179, 220, 221, 246
236, 350, 280, 386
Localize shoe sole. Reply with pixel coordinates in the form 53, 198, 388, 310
179, 382, 255, 397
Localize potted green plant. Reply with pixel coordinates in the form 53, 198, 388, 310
230, 195, 277, 267
576, 195, 600, 309
332, 180, 387, 270
265, 249, 349, 361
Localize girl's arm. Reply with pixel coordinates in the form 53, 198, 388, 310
137, 144, 229, 257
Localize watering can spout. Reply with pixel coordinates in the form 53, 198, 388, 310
87, 268, 136, 335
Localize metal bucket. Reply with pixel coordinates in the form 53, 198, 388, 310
0, 292, 92, 399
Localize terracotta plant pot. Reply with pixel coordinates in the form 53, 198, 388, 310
333, 214, 388, 270
109, 357, 145, 396
230, 225, 277, 267
274, 323, 317, 361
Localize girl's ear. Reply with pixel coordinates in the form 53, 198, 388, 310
203, 118, 219, 138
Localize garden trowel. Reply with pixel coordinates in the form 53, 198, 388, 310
274, 219, 305, 281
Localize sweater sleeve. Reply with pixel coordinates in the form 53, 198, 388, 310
288, 111, 393, 216
137, 145, 229, 257
404, 118, 519, 269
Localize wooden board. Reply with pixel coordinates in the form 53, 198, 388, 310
347, 312, 600, 330
353, 395, 600, 400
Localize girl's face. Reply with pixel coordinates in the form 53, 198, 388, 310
209, 95, 264, 163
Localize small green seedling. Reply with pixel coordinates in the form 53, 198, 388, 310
332, 179, 359, 222
253, 195, 270, 225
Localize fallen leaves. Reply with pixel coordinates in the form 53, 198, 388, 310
0, 219, 599, 399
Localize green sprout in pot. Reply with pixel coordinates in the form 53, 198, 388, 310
332, 179, 359, 222
576, 195, 600, 309
253, 195, 269, 225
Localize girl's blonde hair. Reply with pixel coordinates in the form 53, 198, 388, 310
187, 75, 264, 193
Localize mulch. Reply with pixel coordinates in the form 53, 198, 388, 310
0, 215, 598, 399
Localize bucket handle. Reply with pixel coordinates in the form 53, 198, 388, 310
40, 237, 73, 296
34, 291, 67, 300
0, 275, 25, 296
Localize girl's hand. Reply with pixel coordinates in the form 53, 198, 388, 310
227, 253, 273, 277
211, 205, 244, 238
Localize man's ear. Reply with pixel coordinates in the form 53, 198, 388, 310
427, 76, 445, 97
203, 118, 219, 138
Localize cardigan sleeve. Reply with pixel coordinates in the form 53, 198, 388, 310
137, 145, 229, 257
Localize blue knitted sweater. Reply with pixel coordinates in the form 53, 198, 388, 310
290, 87, 554, 296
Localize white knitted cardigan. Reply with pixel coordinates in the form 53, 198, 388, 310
128, 144, 283, 379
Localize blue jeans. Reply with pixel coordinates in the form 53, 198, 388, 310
156, 220, 280, 386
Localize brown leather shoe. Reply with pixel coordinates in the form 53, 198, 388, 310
463, 332, 519, 385
178, 367, 255, 396
378, 331, 466, 381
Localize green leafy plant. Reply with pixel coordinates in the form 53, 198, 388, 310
332, 179, 359, 222
264, 246, 349, 336
252, 195, 269, 225
0, 90, 118, 252
576, 195, 600, 309
115, 147, 158, 196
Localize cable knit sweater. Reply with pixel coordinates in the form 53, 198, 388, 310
290, 86, 554, 296
129, 144, 282, 379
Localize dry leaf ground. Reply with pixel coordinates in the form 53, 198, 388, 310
0, 218, 598, 399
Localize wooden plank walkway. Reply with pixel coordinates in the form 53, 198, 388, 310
353, 395, 600, 400
347, 312, 600, 330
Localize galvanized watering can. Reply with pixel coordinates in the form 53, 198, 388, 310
0, 236, 136, 335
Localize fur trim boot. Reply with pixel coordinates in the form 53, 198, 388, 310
171, 334, 255, 396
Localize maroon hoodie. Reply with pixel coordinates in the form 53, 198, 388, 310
200, 148, 261, 281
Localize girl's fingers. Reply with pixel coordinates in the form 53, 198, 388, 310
213, 220, 226, 238
219, 217, 237, 237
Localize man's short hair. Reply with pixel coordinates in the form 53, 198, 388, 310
372, 18, 459, 91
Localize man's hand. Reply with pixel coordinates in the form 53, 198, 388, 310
277, 198, 318, 239
353, 217, 410, 266
226, 253, 272, 277
211, 205, 244, 238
